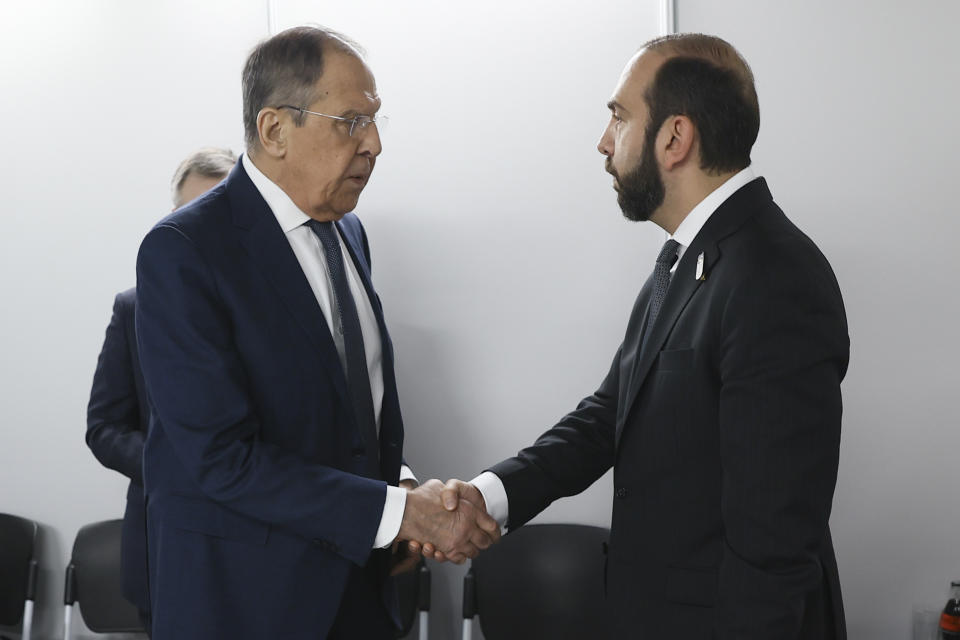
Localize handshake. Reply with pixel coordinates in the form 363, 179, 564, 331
391, 479, 499, 574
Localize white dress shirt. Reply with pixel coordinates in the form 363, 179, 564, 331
472, 166, 760, 531
242, 154, 413, 549
669, 166, 757, 273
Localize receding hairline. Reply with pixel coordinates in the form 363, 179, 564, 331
639, 33, 757, 95
321, 29, 366, 60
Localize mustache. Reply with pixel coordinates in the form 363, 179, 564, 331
605, 159, 621, 183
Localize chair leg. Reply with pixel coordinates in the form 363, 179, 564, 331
20, 600, 33, 640
418, 611, 428, 640
417, 564, 430, 640
62, 604, 73, 640
461, 568, 476, 640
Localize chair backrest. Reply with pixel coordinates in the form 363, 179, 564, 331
469, 523, 611, 640
0, 513, 38, 627
67, 519, 142, 633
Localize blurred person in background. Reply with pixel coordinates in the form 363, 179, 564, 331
85, 146, 235, 633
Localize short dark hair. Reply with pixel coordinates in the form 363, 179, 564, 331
170, 147, 236, 207
642, 34, 760, 174
241, 26, 364, 149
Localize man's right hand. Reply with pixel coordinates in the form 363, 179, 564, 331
396, 479, 500, 564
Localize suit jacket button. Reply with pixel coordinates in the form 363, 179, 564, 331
615, 487, 628, 499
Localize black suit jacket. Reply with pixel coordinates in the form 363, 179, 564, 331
490, 178, 849, 639
86, 287, 150, 612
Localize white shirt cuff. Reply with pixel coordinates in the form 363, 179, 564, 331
471, 471, 509, 533
373, 485, 407, 549
399, 464, 418, 485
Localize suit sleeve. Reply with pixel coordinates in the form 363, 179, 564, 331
136, 224, 386, 566
86, 292, 145, 484
488, 346, 621, 529
716, 249, 848, 638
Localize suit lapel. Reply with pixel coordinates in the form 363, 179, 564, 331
617, 246, 710, 445
616, 177, 772, 446
226, 163, 350, 403
336, 219, 394, 375
337, 219, 404, 472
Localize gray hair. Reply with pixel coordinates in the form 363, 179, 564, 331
170, 147, 237, 207
241, 25, 365, 150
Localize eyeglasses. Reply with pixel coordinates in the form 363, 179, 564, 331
278, 105, 388, 137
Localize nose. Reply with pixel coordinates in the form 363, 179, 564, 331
597, 123, 614, 157
358, 122, 382, 157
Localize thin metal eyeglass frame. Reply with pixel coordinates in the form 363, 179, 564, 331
277, 105, 386, 137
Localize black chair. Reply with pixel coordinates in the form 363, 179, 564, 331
63, 519, 143, 639
461, 523, 610, 640
0, 513, 39, 640
395, 560, 431, 639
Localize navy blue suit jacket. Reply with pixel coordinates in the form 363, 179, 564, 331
86, 287, 151, 612
135, 161, 405, 639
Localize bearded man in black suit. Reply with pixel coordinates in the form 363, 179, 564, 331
434, 33, 849, 640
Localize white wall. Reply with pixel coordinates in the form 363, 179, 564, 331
2, 1, 955, 639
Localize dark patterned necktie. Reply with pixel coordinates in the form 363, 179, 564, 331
306, 220, 379, 466
646, 239, 680, 333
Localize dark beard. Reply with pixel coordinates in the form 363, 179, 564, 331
609, 124, 664, 222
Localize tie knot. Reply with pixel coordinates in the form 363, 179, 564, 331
306, 219, 338, 251
656, 239, 680, 267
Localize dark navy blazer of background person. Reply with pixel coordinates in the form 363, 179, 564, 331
135, 159, 406, 639
86, 288, 151, 624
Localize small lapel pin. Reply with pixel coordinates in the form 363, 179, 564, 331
695, 252, 706, 281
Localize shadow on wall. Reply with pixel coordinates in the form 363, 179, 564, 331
390, 322, 490, 483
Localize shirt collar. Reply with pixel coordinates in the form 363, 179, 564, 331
242, 152, 312, 234
669, 165, 757, 250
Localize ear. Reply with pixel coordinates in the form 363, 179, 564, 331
256, 107, 286, 158
658, 114, 697, 171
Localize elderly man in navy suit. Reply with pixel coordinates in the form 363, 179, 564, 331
135, 26, 498, 640
86, 146, 235, 633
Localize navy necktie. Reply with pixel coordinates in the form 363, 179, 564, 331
646, 239, 680, 335
306, 220, 379, 468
